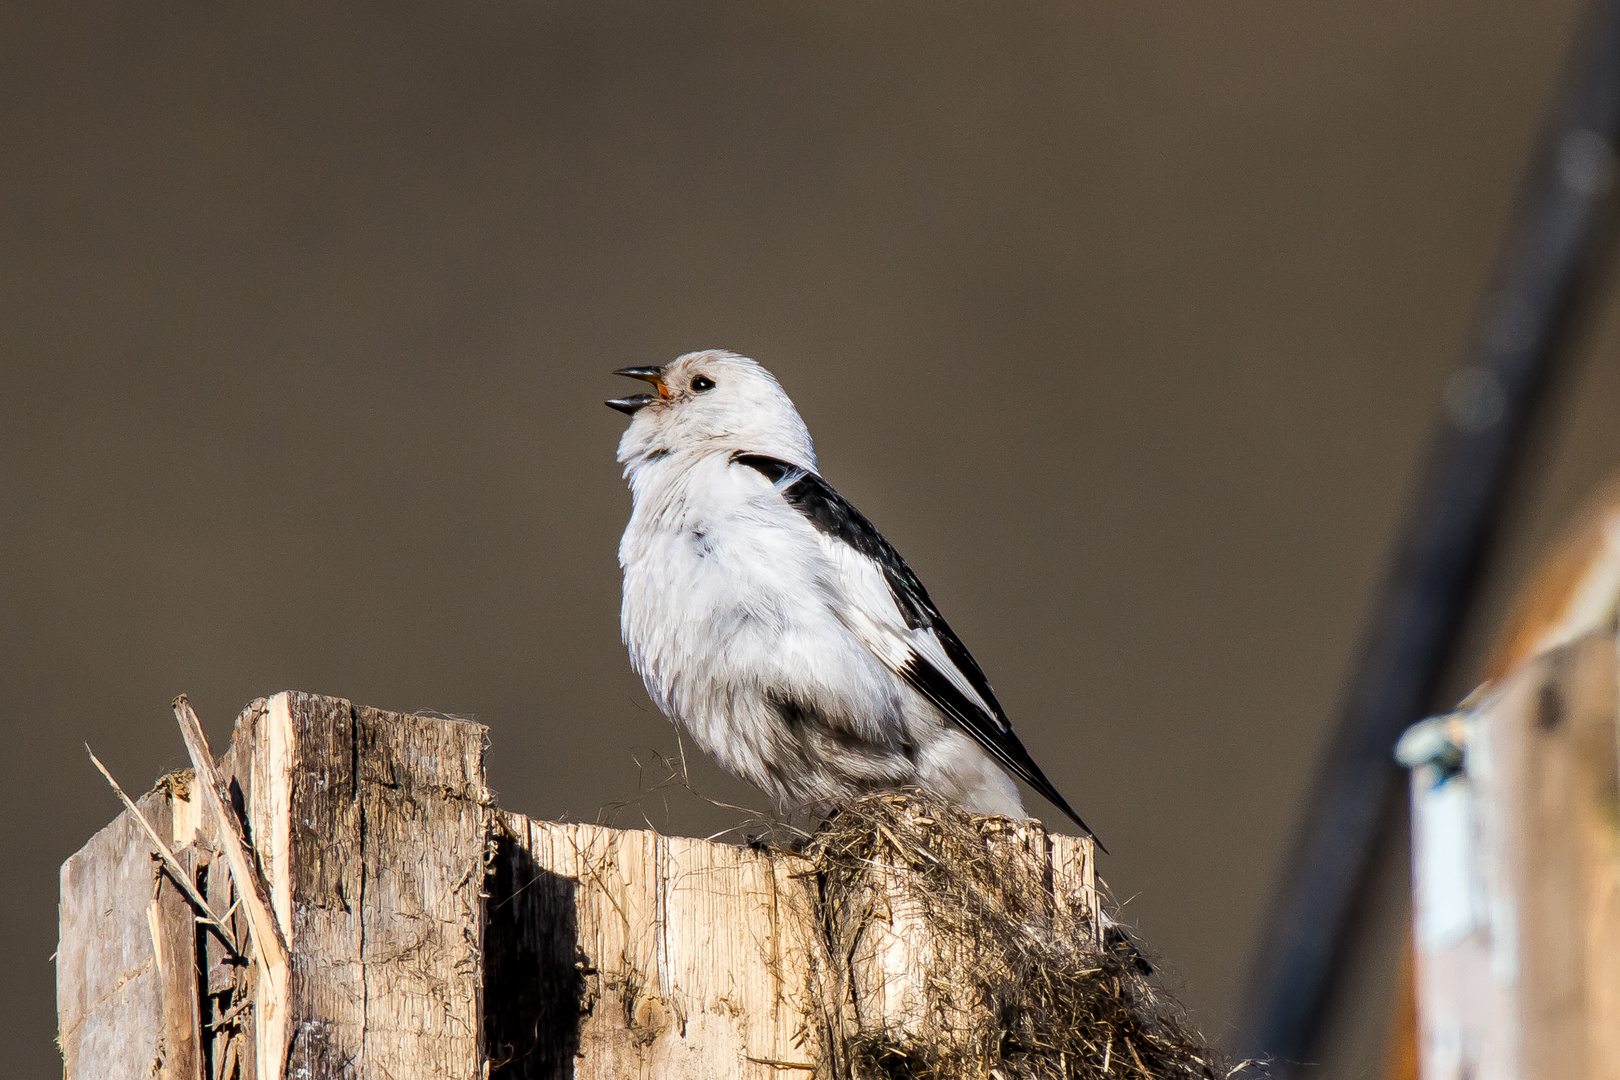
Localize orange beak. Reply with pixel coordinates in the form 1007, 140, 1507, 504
614, 367, 669, 397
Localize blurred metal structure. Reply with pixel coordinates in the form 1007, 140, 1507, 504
1240, 0, 1620, 1068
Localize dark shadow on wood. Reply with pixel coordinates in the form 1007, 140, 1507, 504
485, 832, 587, 1080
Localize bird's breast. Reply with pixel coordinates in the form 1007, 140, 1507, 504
622, 493, 817, 644
617, 456, 914, 754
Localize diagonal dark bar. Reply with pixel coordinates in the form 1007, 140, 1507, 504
1239, 0, 1620, 1069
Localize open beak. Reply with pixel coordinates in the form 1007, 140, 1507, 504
606, 366, 668, 415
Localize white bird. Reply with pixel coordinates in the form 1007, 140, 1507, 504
608, 350, 1098, 845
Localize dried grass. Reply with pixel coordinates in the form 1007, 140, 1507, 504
800, 789, 1237, 1080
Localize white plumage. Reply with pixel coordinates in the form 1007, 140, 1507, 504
609, 350, 1095, 841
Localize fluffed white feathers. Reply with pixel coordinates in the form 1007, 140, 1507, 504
611, 350, 1093, 837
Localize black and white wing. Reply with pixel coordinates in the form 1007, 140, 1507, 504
732, 452, 1100, 846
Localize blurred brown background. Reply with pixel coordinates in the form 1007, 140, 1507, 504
6, 2, 1620, 1076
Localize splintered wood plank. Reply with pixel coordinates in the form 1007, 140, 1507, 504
59, 787, 176, 1079
64, 693, 489, 1080
64, 695, 1100, 1080
486, 814, 821, 1080
152, 843, 203, 1080
64, 737, 253, 1080
269, 691, 489, 1079
222, 699, 267, 1080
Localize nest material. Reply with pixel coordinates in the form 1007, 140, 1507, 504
801, 789, 1230, 1080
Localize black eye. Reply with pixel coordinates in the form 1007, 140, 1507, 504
690, 375, 716, 393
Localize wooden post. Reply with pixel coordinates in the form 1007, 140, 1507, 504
1402, 630, 1620, 1080
60, 691, 1101, 1079
483, 804, 1096, 1079
59, 692, 489, 1080
484, 814, 822, 1077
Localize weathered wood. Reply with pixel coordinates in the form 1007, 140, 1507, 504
219, 701, 266, 1080
152, 841, 204, 1080
61, 767, 242, 1080
261, 691, 490, 1078
176, 693, 289, 1074
65, 693, 1101, 1080
820, 810, 1098, 1068
1407, 631, 1620, 1080
486, 813, 822, 1079
59, 787, 175, 1079
62, 692, 489, 1080
73, 752, 214, 1080
484, 805, 1098, 1080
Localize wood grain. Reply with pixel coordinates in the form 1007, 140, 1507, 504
153, 842, 204, 1080
273, 692, 489, 1079
486, 813, 821, 1080
58, 787, 173, 1079
486, 808, 1098, 1080
65, 694, 1098, 1080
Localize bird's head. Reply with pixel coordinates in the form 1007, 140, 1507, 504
609, 350, 818, 472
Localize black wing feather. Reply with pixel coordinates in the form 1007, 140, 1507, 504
732, 452, 1101, 846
